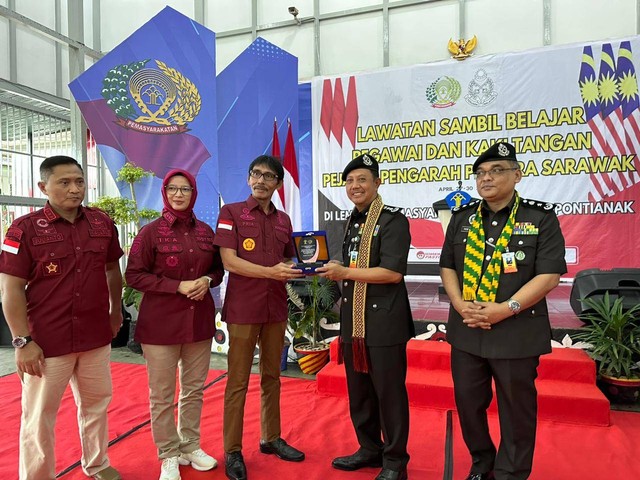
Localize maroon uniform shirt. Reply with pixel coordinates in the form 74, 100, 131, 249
213, 196, 295, 324
125, 212, 224, 345
0, 203, 124, 358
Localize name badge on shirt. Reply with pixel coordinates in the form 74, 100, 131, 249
502, 251, 518, 273
349, 250, 358, 268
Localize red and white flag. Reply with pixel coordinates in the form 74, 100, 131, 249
2, 238, 20, 254
283, 119, 301, 231
217, 219, 233, 231
271, 118, 285, 211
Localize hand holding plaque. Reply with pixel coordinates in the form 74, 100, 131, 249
292, 231, 330, 274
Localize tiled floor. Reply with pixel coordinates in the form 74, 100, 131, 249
407, 280, 584, 329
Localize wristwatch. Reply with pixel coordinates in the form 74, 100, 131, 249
204, 276, 213, 287
507, 298, 521, 315
12, 335, 32, 349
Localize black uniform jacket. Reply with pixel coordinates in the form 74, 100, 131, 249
440, 196, 567, 359
340, 204, 416, 346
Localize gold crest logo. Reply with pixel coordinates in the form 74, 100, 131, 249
102, 59, 201, 134
243, 238, 256, 251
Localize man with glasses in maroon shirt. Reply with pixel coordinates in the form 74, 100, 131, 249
0, 155, 124, 480
213, 155, 305, 480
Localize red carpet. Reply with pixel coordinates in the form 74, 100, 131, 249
58, 375, 448, 479
0, 363, 225, 478
318, 340, 611, 426
451, 411, 640, 479
2, 360, 640, 479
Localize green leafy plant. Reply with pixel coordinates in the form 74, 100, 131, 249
90, 162, 159, 310
286, 276, 339, 348
573, 292, 640, 379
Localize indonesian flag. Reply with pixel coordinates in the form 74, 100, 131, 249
217, 219, 233, 231
2, 238, 20, 254
283, 119, 301, 231
271, 118, 285, 211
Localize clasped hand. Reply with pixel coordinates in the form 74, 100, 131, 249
459, 300, 510, 330
178, 277, 210, 300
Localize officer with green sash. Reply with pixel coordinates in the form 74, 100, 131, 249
440, 142, 567, 480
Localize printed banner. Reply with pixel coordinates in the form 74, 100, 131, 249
312, 37, 640, 276
217, 37, 298, 207
69, 6, 219, 225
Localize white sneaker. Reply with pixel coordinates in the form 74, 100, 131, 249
178, 448, 218, 471
159, 456, 181, 480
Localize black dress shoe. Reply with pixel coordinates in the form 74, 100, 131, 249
332, 450, 383, 471
225, 451, 247, 480
465, 472, 495, 480
259, 437, 305, 462
375, 467, 408, 480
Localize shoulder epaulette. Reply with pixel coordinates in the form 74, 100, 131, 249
382, 205, 402, 214
452, 199, 480, 214
85, 205, 113, 221
520, 198, 555, 212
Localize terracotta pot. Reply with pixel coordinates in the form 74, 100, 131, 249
597, 373, 640, 404
294, 342, 330, 374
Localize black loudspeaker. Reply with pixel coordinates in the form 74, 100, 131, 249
570, 268, 640, 316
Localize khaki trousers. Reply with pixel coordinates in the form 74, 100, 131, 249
19, 344, 112, 480
223, 321, 286, 453
142, 339, 212, 459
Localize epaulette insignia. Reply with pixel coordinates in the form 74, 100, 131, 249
521, 198, 555, 212
452, 199, 479, 213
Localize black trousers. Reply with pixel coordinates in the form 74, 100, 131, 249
343, 342, 410, 471
451, 347, 540, 480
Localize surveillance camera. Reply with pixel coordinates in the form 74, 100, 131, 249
288, 6, 299, 16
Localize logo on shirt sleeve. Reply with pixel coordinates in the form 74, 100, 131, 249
217, 219, 233, 231
1, 238, 20, 255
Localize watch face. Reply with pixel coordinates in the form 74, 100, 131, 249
12, 337, 26, 348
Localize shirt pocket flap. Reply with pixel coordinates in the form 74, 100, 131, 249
366, 296, 392, 312
157, 243, 184, 253
508, 236, 536, 265
238, 225, 261, 239
275, 229, 290, 244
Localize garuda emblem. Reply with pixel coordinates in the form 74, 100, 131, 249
101, 59, 201, 134
448, 35, 478, 61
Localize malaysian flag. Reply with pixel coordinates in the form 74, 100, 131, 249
579, 45, 615, 201
598, 43, 629, 192
615, 41, 640, 184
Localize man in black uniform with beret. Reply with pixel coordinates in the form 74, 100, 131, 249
318, 154, 414, 480
439, 142, 567, 480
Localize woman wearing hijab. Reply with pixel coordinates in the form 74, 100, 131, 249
125, 169, 224, 480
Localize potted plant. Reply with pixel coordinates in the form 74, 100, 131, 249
286, 275, 339, 374
90, 162, 159, 351
573, 291, 640, 403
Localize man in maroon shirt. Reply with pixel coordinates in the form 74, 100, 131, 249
0, 155, 123, 480
213, 155, 305, 480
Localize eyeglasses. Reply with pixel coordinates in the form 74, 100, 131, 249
474, 167, 519, 179
249, 170, 279, 182
165, 185, 194, 195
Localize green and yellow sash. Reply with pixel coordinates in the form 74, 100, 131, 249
462, 193, 520, 302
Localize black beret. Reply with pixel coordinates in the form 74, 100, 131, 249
473, 142, 518, 171
342, 153, 379, 181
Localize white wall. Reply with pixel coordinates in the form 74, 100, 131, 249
1, 0, 639, 98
